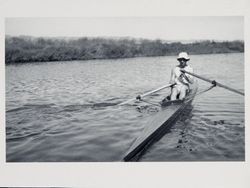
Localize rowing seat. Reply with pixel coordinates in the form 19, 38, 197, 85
161, 89, 192, 107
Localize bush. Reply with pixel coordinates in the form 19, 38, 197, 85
5, 36, 244, 64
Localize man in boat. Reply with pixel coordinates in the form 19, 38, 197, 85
169, 52, 194, 100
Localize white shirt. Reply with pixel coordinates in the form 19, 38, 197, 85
170, 65, 194, 85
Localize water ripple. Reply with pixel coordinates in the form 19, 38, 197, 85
6, 53, 244, 162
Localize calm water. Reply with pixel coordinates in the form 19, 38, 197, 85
6, 53, 244, 162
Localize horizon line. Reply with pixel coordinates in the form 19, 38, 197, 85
5, 34, 244, 43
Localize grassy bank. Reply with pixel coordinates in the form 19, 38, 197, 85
5, 36, 244, 64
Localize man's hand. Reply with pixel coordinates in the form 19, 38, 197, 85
180, 69, 185, 73
178, 74, 185, 83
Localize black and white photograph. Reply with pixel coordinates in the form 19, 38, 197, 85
5, 17, 244, 162
1, 0, 250, 188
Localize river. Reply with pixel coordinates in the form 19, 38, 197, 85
6, 53, 244, 162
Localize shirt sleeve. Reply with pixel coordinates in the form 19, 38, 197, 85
169, 67, 175, 83
175, 67, 181, 77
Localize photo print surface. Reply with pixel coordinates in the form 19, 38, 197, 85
5, 17, 244, 162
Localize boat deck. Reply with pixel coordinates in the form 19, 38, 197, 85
123, 83, 197, 161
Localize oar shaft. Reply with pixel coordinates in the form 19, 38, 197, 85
119, 83, 174, 106
141, 83, 174, 98
182, 70, 244, 96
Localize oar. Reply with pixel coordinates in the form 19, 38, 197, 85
181, 70, 244, 96
118, 83, 175, 106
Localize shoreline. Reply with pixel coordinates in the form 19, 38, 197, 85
6, 36, 244, 64
5, 52, 244, 65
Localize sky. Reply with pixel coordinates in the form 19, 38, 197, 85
5, 17, 243, 41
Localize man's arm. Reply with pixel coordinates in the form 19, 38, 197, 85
180, 67, 194, 84
169, 68, 176, 84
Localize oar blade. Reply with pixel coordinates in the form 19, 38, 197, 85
118, 98, 136, 106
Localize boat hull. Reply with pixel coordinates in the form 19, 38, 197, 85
123, 83, 198, 161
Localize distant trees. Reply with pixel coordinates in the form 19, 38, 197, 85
5, 36, 244, 64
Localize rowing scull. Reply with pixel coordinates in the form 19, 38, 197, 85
123, 82, 198, 161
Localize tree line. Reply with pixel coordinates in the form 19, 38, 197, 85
5, 36, 244, 64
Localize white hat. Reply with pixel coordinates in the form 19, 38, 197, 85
177, 52, 190, 61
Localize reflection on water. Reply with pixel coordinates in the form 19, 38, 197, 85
6, 53, 244, 162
